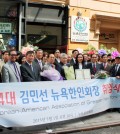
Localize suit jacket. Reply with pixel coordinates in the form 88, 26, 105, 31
20, 62, 41, 82
59, 62, 71, 80
0, 60, 5, 73
73, 63, 87, 70
86, 62, 102, 75
83, 61, 89, 68
2, 61, 21, 83
101, 63, 112, 73
0, 60, 5, 82
34, 59, 44, 72
70, 58, 75, 66
110, 64, 120, 77
55, 58, 60, 65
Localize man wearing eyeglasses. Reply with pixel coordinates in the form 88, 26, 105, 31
87, 54, 102, 78
2, 50, 21, 82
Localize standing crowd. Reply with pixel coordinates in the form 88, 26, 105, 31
0, 48, 120, 83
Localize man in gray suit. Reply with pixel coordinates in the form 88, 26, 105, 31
0, 51, 9, 82
34, 49, 44, 71
2, 50, 21, 82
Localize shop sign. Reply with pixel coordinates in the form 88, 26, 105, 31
71, 16, 89, 42
0, 23, 12, 34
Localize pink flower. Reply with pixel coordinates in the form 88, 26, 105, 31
21, 46, 34, 55
87, 50, 96, 55
111, 50, 120, 59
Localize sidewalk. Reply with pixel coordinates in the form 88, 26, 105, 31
1, 111, 120, 134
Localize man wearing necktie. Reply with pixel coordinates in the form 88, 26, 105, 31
86, 54, 102, 78
20, 51, 41, 82
101, 54, 111, 73
34, 49, 44, 71
110, 56, 120, 77
2, 50, 21, 82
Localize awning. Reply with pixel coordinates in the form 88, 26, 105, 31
28, 0, 68, 6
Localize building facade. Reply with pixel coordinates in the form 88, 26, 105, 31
68, 0, 120, 53
0, 0, 120, 54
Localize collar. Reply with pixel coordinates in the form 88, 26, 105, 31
36, 58, 42, 63
26, 61, 32, 66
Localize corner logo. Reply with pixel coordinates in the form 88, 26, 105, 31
74, 17, 87, 32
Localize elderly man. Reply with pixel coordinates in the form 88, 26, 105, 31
2, 50, 21, 82
34, 49, 44, 71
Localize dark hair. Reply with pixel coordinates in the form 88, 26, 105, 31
72, 49, 79, 54
111, 59, 115, 63
43, 51, 49, 58
107, 54, 111, 56
101, 54, 107, 58
91, 54, 98, 58
35, 49, 43, 54
2, 50, 9, 55
26, 51, 34, 56
54, 49, 60, 53
75, 53, 84, 65
17, 51, 22, 56
9, 50, 17, 55
17, 55, 25, 64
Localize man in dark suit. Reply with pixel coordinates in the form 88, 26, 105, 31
20, 51, 41, 82
54, 49, 61, 65
70, 49, 79, 65
83, 53, 89, 68
87, 54, 102, 78
101, 54, 112, 73
110, 56, 120, 77
34, 49, 44, 72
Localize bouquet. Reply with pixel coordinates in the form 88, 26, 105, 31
63, 66, 75, 80
98, 49, 107, 56
21, 42, 38, 55
94, 70, 109, 79
41, 65, 63, 81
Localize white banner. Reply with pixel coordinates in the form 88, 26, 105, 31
0, 78, 120, 127
71, 16, 89, 42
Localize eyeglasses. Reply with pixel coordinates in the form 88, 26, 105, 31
10, 54, 17, 56
92, 57, 97, 58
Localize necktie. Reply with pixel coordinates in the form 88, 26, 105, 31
85, 61, 87, 66
30, 64, 33, 72
38, 61, 42, 70
93, 63, 96, 73
104, 63, 106, 69
13, 63, 21, 82
115, 64, 118, 72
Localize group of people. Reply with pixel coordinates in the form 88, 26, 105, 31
0, 48, 120, 83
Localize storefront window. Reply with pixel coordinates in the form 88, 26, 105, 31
0, 3, 18, 52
